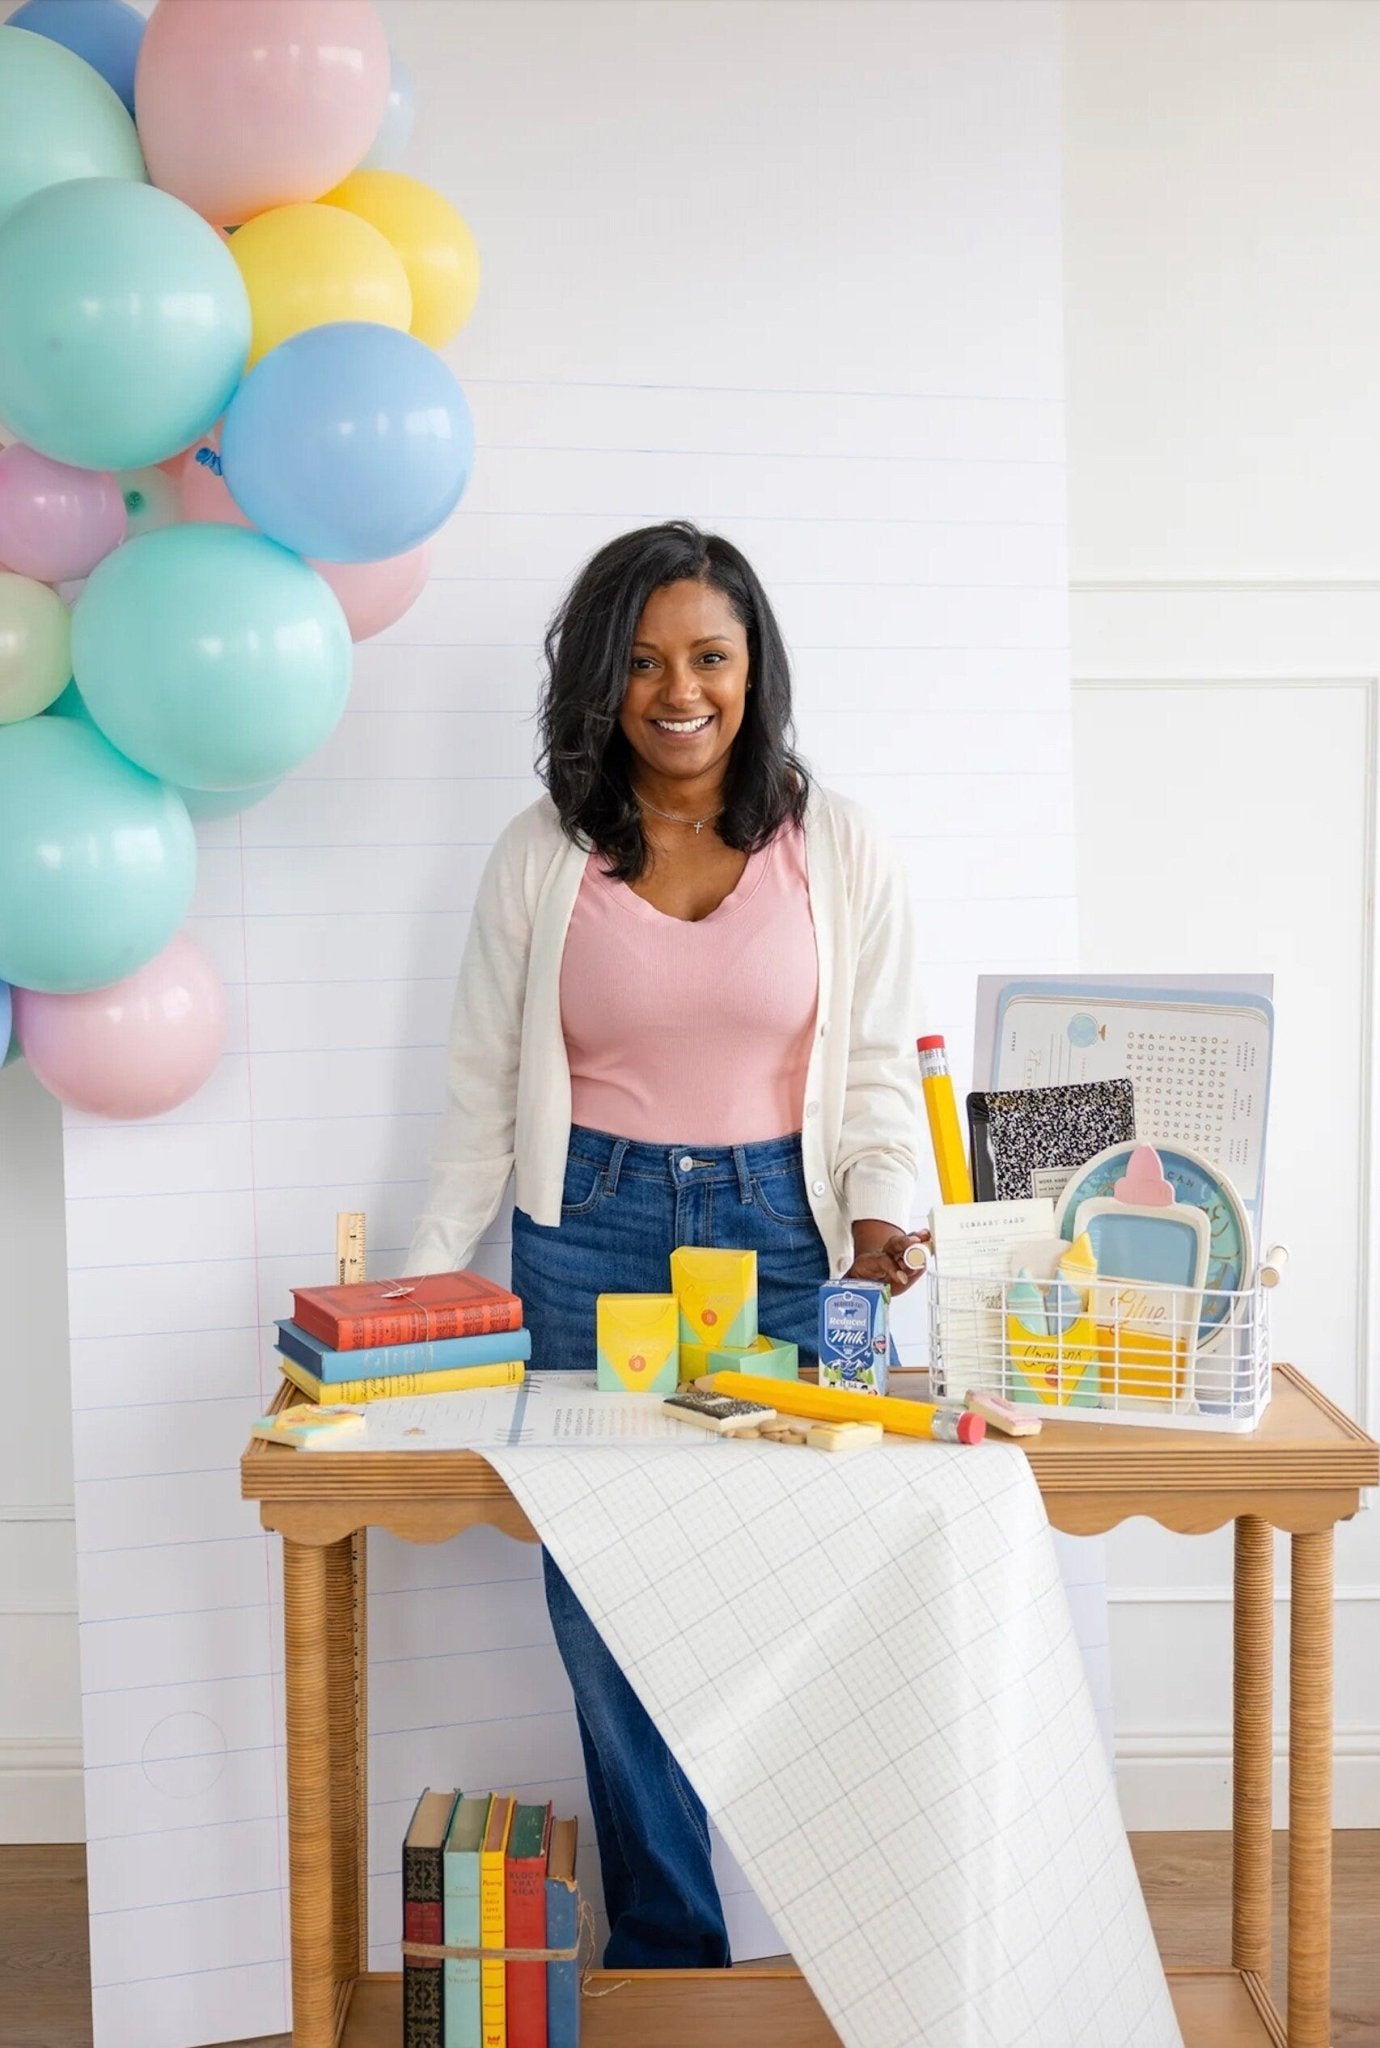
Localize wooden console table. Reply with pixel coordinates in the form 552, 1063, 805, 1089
242, 1363, 1378, 2048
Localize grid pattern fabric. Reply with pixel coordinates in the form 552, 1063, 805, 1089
488, 1436, 1182, 2048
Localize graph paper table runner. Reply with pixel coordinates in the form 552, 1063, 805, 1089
486, 1434, 1182, 2048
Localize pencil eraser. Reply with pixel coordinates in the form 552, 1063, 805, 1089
956, 1412, 986, 1444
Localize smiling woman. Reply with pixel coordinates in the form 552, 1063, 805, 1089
404, 518, 930, 1976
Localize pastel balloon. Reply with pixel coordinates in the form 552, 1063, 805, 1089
0, 179, 250, 470
0, 22, 144, 220
172, 432, 251, 530
0, 446, 126, 582
230, 202, 412, 369
316, 542, 431, 641
7, 0, 146, 116
45, 677, 95, 727
72, 525, 351, 789
0, 717, 195, 994
361, 47, 415, 170
322, 170, 480, 349
117, 466, 182, 540
15, 929, 226, 1119
135, 0, 390, 228
178, 778, 282, 821
0, 573, 70, 723
0, 976, 10, 1060
221, 322, 474, 562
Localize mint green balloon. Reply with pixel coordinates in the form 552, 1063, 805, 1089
0, 26, 145, 221
72, 525, 351, 790
0, 178, 248, 469
0, 717, 195, 994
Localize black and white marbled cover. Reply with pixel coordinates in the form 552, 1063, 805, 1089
968, 1079, 1137, 1204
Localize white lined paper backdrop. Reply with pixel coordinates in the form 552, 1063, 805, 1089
62, 6, 1076, 2042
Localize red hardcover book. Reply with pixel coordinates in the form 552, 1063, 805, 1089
403, 1788, 459, 2048
504, 1802, 553, 2048
292, 1271, 522, 1352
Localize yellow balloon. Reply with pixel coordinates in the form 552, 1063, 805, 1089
229, 203, 413, 369
0, 573, 70, 724
321, 170, 480, 350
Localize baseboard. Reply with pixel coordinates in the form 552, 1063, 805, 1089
0, 1737, 85, 1843
1116, 1728, 1380, 1830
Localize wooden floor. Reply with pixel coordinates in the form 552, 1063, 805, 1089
2, 1834, 1377, 2048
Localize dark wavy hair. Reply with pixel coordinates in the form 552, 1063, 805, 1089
536, 521, 809, 880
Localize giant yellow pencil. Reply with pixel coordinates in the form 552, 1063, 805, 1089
705, 1372, 985, 1443
917, 1033, 974, 1204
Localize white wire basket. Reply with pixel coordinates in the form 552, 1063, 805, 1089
926, 1264, 1271, 1432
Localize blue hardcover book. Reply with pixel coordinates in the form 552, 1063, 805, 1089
544, 1817, 579, 2048
443, 1794, 489, 2048
276, 1319, 532, 1382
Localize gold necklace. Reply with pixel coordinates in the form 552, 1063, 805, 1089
636, 794, 724, 836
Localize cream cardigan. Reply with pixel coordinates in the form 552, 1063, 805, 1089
403, 783, 924, 1279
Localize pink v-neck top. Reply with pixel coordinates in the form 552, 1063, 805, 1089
559, 823, 819, 1145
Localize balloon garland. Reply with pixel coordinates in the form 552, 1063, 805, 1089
0, 0, 479, 1118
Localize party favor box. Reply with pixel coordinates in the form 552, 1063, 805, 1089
670, 1247, 757, 1352
818, 1280, 889, 1393
685, 1333, 799, 1382
596, 1293, 679, 1394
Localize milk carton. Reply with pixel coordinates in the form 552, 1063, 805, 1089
817, 1279, 889, 1393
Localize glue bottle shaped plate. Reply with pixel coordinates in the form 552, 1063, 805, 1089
1054, 1141, 1252, 1342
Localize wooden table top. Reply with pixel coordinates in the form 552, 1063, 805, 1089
242, 1364, 1378, 1541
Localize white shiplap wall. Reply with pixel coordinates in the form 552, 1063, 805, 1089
60, 6, 1075, 2043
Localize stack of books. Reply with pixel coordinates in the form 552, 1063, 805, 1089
276, 1271, 529, 1405
404, 1788, 580, 2048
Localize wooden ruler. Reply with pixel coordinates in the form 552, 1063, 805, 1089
335, 1211, 367, 1285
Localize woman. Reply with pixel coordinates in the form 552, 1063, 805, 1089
405, 520, 928, 1970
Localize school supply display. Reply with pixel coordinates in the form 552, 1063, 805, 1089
277, 1318, 533, 1383
595, 1293, 679, 1393
249, 1403, 366, 1450
292, 1269, 523, 1351
705, 1372, 987, 1444
967, 1077, 1137, 1204
817, 1278, 890, 1392
671, 1245, 758, 1351
279, 1354, 526, 1407
916, 1033, 974, 1203
405, 1791, 582, 2048
662, 1387, 779, 1434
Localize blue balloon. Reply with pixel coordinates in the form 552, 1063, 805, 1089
361, 47, 415, 169
221, 321, 474, 563
8, 0, 145, 116
0, 177, 249, 470
0, 716, 195, 994
72, 525, 352, 790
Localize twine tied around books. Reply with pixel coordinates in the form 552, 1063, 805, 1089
402, 1900, 629, 1999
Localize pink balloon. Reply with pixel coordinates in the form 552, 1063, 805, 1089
172, 431, 250, 528
316, 541, 431, 641
0, 447, 127, 584
14, 931, 228, 1119
135, 0, 391, 227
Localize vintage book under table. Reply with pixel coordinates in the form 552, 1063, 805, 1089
240, 1363, 1378, 2048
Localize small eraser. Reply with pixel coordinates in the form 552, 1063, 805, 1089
956, 1412, 986, 1444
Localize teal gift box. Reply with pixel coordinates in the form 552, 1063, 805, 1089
696, 1333, 799, 1381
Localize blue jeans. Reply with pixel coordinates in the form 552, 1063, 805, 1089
513, 1127, 830, 1969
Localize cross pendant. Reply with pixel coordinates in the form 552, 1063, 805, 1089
693, 819, 705, 833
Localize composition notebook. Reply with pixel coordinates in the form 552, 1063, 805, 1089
967, 1078, 1136, 1203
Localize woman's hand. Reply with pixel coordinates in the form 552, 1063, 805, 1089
845, 1219, 931, 1295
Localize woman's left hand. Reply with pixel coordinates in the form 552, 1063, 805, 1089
845, 1220, 931, 1295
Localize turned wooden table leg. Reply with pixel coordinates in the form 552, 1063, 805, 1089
1289, 1526, 1335, 2048
1232, 1515, 1274, 1976
325, 1532, 368, 1984
283, 1538, 339, 2047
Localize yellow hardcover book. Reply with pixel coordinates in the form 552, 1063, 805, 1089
670, 1246, 757, 1350
480, 1793, 515, 2048
278, 1355, 525, 1405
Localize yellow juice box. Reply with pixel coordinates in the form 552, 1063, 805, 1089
671, 1247, 757, 1352
1006, 1313, 1100, 1407
596, 1293, 679, 1393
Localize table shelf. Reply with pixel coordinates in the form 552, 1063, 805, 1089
334, 1966, 1286, 2048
